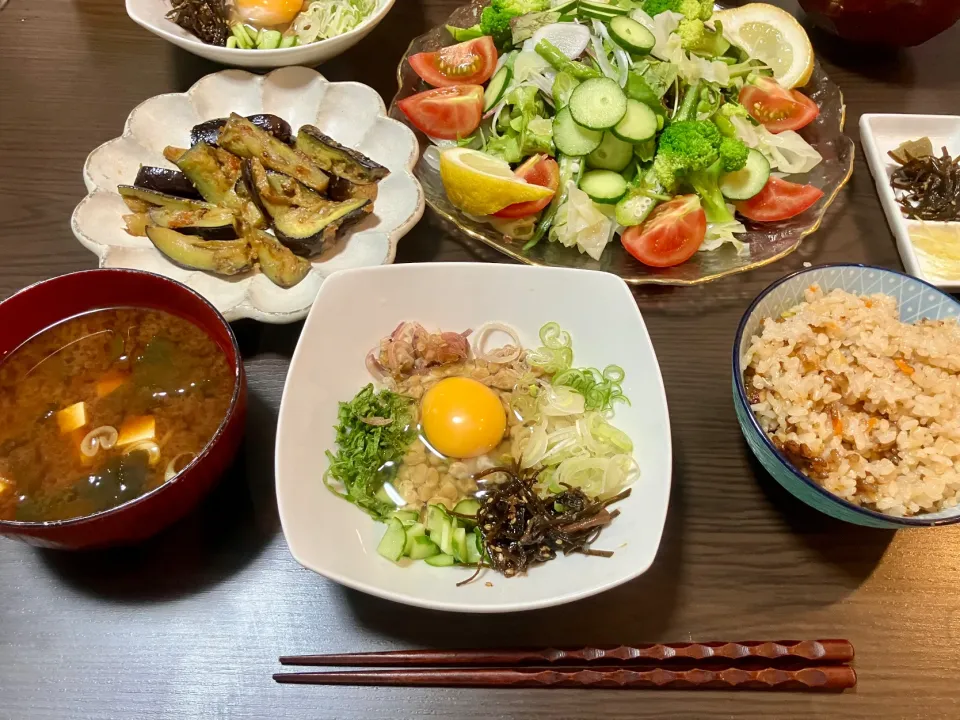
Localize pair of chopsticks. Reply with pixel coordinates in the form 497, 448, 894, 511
275, 640, 856, 691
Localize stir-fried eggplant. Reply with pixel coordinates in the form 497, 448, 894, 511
219, 114, 330, 194
249, 229, 311, 288
147, 207, 238, 239
121, 111, 386, 286
164, 146, 189, 164
191, 114, 294, 147
134, 167, 202, 199
145, 227, 253, 275
295, 126, 389, 185
118, 185, 214, 213
328, 175, 379, 209
272, 198, 369, 256
244, 158, 368, 256
175, 142, 241, 207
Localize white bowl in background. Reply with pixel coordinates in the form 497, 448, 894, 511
860, 113, 960, 292
71, 67, 423, 324
276, 263, 673, 612
126, 0, 396, 68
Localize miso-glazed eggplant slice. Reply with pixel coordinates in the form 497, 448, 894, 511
249, 229, 311, 288
328, 175, 379, 208
219, 114, 329, 194
133, 167, 202, 199
118, 185, 215, 213
145, 226, 254, 275
146, 206, 238, 240
175, 142, 242, 207
191, 114, 294, 147
295, 126, 389, 185
272, 198, 370, 257
164, 146, 189, 164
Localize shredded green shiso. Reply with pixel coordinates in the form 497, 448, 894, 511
324, 384, 415, 519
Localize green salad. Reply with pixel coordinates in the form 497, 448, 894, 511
398, 0, 826, 268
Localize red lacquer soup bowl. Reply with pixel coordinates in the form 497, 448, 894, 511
0, 269, 246, 549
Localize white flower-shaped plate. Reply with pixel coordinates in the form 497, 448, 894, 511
71, 67, 424, 323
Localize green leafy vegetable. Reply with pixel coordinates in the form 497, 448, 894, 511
324, 384, 416, 520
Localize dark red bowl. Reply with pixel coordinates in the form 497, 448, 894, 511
0, 269, 247, 549
798, 0, 960, 46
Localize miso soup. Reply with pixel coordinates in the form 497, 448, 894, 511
0, 308, 234, 522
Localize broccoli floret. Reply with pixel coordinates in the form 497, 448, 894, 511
480, 0, 550, 48
678, 18, 730, 55
719, 136, 749, 172
713, 101, 751, 137
642, 0, 711, 20
652, 85, 749, 223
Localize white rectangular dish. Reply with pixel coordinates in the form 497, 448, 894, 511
275, 263, 672, 613
860, 113, 960, 292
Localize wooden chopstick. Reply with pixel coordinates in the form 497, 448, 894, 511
280, 640, 854, 668
273, 665, 857, 691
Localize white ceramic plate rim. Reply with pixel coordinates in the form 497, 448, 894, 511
275, 263, 672, 613
71, 67, 425, 324
860, 113, 960, 292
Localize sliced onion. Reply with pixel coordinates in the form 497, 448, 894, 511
365, 350, 386, 381
80, 426, 118, 458
539, 385, 586, 416
520, 421, 548, 469
532, 22, 591, 59
164, 452, 196, 481
593, 20, 629, 87
472, 322, 522, 364
124, 440, 161, 466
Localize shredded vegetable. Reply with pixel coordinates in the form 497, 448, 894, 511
292, 0, 375, 44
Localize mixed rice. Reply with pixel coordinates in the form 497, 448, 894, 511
744, 285, 960, 517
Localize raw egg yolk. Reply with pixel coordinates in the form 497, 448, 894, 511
420, 377, 507, 459
234, 0, 303, 28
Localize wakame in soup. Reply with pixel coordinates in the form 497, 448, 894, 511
0, 308, 234, 522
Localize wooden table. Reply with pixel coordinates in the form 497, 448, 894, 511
1, 1, 959, 718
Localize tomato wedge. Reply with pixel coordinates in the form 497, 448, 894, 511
735, 177, 824, 222
621, 195, 706, 268
493, 155, 560, 218
409, 37, 498, 88
397, 85, 484, 140
739, 77, 819, 134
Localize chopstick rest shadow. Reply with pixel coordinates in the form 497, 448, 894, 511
274, 640, 856, 692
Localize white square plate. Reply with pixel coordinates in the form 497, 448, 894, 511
860, 113, 960, 292
275, 263, 672, 612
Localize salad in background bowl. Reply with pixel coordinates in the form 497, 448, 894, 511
126, 0, 395, 67
390, 0, 854, 285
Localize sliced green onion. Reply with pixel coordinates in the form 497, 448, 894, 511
279, 34, 296, 49
226, 36, 238, 49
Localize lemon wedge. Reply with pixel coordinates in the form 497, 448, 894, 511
439, 148, 554, 216
714, 3, 814, 89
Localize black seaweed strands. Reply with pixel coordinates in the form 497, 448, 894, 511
464, 466, 631, 582
167, 0, 229, 46
890, 145, 960, 222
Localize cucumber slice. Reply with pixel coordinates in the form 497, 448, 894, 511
425, 504, 447, 538
569, 77, 627, 130
608, 16, 656, 54
579, 1, 629, 19
439, 517, 454, 556
611, 99, 658, 143
719, 149, 771, 201
453, 498, 481, 517
452, 527, 468, 562
376, 519, 406, 563
424, 552, 456, 567
390, 509, 419, 526
553, 106, 603, 156
483, 65, 512, 113
587, 132, 634, 172
465, 531, 483, 564
550, 0, 579, 14
402, 522, 426, 556
580, 170, 628, 204
615, 191, 657, 226
407, 534, 441, 560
